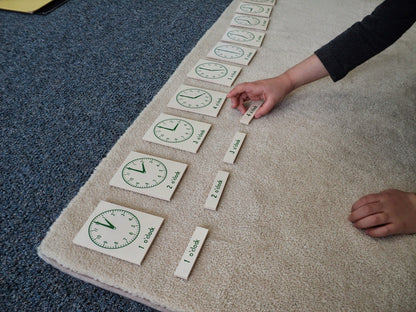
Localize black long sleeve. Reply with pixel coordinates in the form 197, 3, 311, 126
315, 0, 416, 82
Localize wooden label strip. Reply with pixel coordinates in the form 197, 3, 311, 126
223, 132, 246, 164
174, 227, 209, 280
204, 171, 229, 210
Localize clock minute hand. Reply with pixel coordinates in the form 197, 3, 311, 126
216, 48, 240, 55
233, 34, 248, 39
179, 93, 204, 99
94, 217, 116, 230
126, 163, 146, 174
157, 123, 179, 131
199, 67, 223, 72
238, 18, 253, 25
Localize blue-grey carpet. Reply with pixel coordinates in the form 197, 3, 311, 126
0, 1, 233, 311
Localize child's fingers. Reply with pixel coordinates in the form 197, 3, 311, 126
349, 202, 382, 223
229, 94, 240, 108
227, 85, 244, 109
352, 212, 389, 229
228, 92, 248, 114
255, 98, 275, 118
364, 223, 396, 238
351, 193, 380, 211
227, 83, 250, 99
237, 102, 247, 114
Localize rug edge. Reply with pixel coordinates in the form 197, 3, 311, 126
37, 247, 173, 312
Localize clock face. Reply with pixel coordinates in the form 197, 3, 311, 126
176, 88, 212, 108
214, 45, 245, 59
195, 62, 228, 79
234, 15, 260, 26
227, 29, 255, 42
153, 118, 194, 143
240, 4, 265, 14
122, 157, 167, 188
88, 209, 140, 249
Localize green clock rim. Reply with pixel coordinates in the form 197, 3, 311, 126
227, 29, 255, 42
153, 118, 194, 143
214, 45, 245, 59
195, 62, 228, 79
122, 157, 167, 188
176, 88, 213, 109
88, 209, 141, 249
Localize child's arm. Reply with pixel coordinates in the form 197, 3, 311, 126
227, 54, 329, 119
349, 189, 416, 237
228, 1, 416, 119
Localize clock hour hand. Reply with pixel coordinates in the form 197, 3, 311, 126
126, 162, 146, 174
94, 217, 115, 230
238, 18, 253, 25
216, 48, 240, 55
233, 34, 248, 39
157, 123, 179, 131
179, 93, 205, 99
199, 67, 223, 72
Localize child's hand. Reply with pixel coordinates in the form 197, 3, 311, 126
227, 55, 329, 119
227, 74, 294, 119
349, 189, 416, 237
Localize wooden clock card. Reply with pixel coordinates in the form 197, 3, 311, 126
221, 27, 266, 47
187, 59, 242, 87
109, 151, 187, 201
167, 84, 227, 117
244, 0, 276, 6
230, 14, 270, 31
143, 113, 211, 153
73, 201, 164, 265
235, 2, 273, 18
207, 42, 257, 65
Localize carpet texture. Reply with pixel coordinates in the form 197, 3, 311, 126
36, 0, 416, 311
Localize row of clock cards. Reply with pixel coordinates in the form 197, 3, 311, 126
184, 0, 274, 122
73, 0, 276, 281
